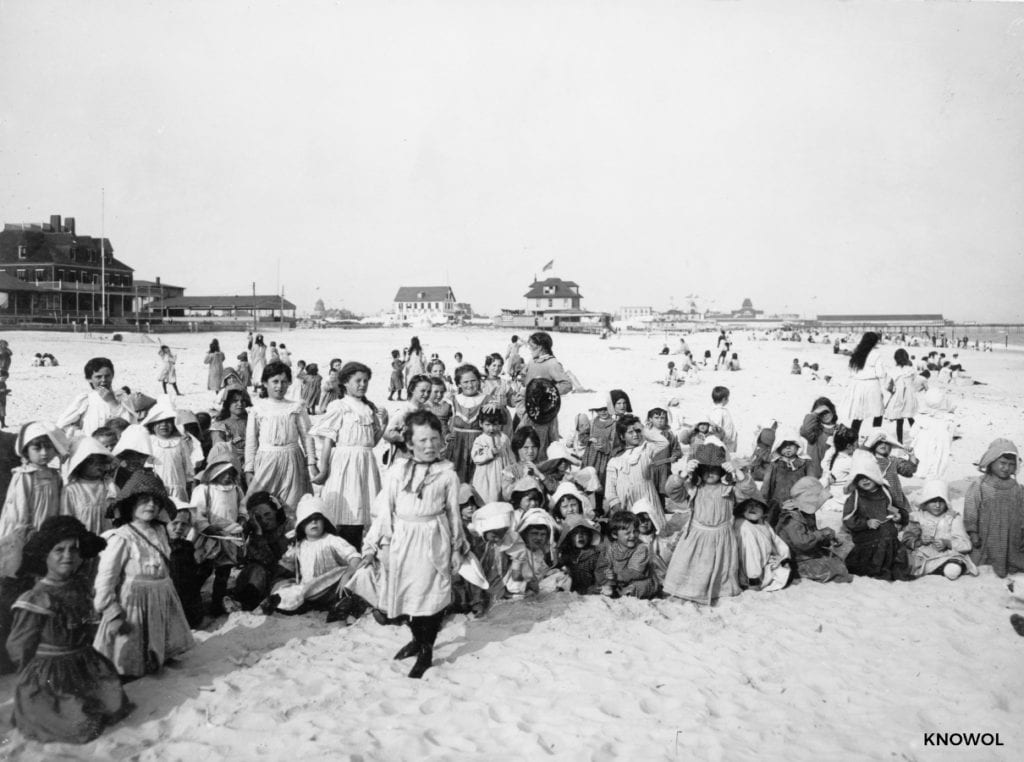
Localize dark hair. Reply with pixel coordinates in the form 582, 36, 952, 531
511, 426, 541, 456
609, 389, 632, 413
691, 464, 726, 488
848, 332, 881, 371
608, 510, 638, 533
528, 332, 553, 354
429, 375, 447, 388
70, 452, 112, 480
484, 353, 504, 373
195, 412, 211, 429
811, 396, 836, 416
646, 407, 667, 420
711, 386, 730, 404
511, 334, 519, 342
454, 364, 481, 386
338, 361, 372, 390
216, 388, 251, 421
920, 369, 931, 379
828, 425, 859, 470
406, 373, 431, 397
615, 414, 642, 441
734, 498, 767, 519
894, 348, 912, 367
209, 339, 220, 353
91, 425, 117, 440
403, 410, 443, 444
246, 491, 286, 526
83, 357, 114, 379
262, 361, 292, 383
408, 336, 422, 355
391, 349, 400, 358
295, 512, 337, 542
479, 407, 507, 426
18, 516, 106, 577
330, 358, 343, 369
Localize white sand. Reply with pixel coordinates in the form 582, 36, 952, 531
0, 327, 1021, 760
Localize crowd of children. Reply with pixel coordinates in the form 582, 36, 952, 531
0, 330, 1022, 744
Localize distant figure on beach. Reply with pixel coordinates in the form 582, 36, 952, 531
0, 339, 11, 376
404, 336, 426, 385
248, 335, 267, 392
157, 345, 181, 396
204, 339, 225, 391
839, 332, 885, 438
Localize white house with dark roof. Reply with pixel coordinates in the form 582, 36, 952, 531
393, 286, 457, 321
523, 278, 582, 312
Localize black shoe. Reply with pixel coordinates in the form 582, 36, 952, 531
408, 645, 433, 679
394, 639, 420, 660
325, 596, 356, 624
1011, 614, 1024, 637
260, 594, 280, 615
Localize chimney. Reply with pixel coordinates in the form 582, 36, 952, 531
49, 214, 61, 232
64, 217, 75, 235
156, 276, 161, 286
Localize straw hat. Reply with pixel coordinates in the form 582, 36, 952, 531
524, 378, 561, 425
14, 421, 68, 458
66, 435, 116, 476
18, 516, 106, 577
113, 424, 153, 458
692, 440, 727, 468
557, 513, 601, 548
110, 470, 175, 525
470, 502, 515, 535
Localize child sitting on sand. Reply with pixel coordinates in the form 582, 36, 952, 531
776, 477, 851, 583
862, 428, 919, 515
963, 439, 1024, 578
760, 430, 813, 527
167, 506, 205, 628
630, 497, 685, 587
557, 514, 603, 593
906, 480, 977, 580
469, 502, 522, 604
842, 450, 911, 581
595, 511, 658, 599
508, 509, 568, 595
733, 490, 791, 591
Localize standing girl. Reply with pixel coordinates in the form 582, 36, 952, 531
963, 439, 1024, 578
93, 471, 194, 678
8, 516, 129, 743
662, 440, 747, 604
248, 334, 267, 392
840, 332, 886, 438
61, 436, 117, 534
244, 361, 316, 521
318, 358, 343, 413
481, 352, 514, 436
884, 348, 918, 443
299, 362, 322, 414
210, 388, 251, 471
142, 402, 197, 502
312, 362, 386, 550
361, 411, 469, 679
449, 364, 487, 484
204, 339, 225, 392
518, 332, 574, 453
471, 409, 515, 503
500, 426, 545, 500
157, 346, 181, 396
799, 397, 837, 479
404, 336, 426, 386
383, 374, 432, 464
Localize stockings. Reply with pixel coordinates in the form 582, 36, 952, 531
404, 612, 443, 679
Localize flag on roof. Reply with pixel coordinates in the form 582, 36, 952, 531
542, 259, 554, 272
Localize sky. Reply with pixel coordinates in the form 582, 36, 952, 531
1, 0, 1022, 321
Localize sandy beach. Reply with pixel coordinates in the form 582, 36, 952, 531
0, 326, 1021, 761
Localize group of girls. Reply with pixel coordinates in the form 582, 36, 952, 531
2, 330, 1023, 746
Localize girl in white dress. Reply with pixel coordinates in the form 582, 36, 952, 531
143, 402, 197, 502
312, 362, 387, 551
156, 346, 180, 396
244, 361, 315, 524
884, 348, 919, 444
839, 332, 886, 439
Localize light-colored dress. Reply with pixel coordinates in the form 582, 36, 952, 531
604, 441, 666, 527
157, 352, 177, 384
313, 396, 383, 528
273, 535, 360, 608
364, 459, 468, 618
204, 351, 225, 392
249, 343, 267, 386
404, 349, 426, 385
191, 482, 246, 565
245, 398, 314, 519
884, 366, 918, 420
840, 348, 885, 422
662, 483, 742, 604
56, 390, 136, 438
60, 477, 117, 534
93, 523, 195, 678
907, 509, 977, 577
0, 465, 62, 577
471, 432, 515, 503
148, 434, 197, 502
736, 519, 790, 581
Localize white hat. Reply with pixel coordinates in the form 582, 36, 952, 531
142, 400, 178, 428
545, 440, 581, 466
861, 427, 904, 452
113, 424, 153, 458
66, 435, 116, 476
470, 502, 515, 535
916, 480, 949, 507
628, 496, 665, 532
295, 494, 329, 528
548, 482, 593, 515
15, 421, 68, 458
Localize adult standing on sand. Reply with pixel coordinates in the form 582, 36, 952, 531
249, 334, 267, 391
839, 332, 886, 439
404, 336, 426, 385
518, 331, 574, 453
204, 339, 225, 391
0, 339, 11, 376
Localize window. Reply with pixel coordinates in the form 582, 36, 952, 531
16, 269, 26, 280
35, 268, 45, 281
57, 269, 64, 281
17, 245, 27, 260
548, 299, 553, 307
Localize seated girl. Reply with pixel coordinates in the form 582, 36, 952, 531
906, 480, 977, 580
732, 491, 791, 591
468, 502, 523, 605
842, 451, 912, 581
508, 508, 569, 595
557, 514, 603, 593
595, 511, 658, 599
775, 477, 851, 583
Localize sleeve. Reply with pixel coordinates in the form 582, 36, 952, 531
244, 408, 259, 473
382, 409, 406, 445
799, 413, 820, 443
296, 406, 315, 465
549, 360, 574, 396
93, 532, 129, 616
6, 602, 48, 668
363, 476, 396, 555
329, 535, 361, 565
191, 485, 211, 532
204, 353, 212, 365
949, 513, 972, 553
56, 392, 90, 433
447, 474, 469, 556
593, 545, 611, 582
962, 479, 981, 543
760, 464, 776, 501
842, 495, 869, 533
310, 406, 341, 443
604, 459, 622, 511
777, 513, 826, 553
471, 435, 495, 465
771, 527, 790, 560
618, 544, 652, 583
0, 470, 31, 535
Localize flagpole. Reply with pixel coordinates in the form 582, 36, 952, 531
100, 188, 106, 325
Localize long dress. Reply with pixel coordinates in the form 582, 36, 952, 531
839, 348, 885, 423
93, 523, 195, 678
244, 398, 314, 520
0, 465, 62, 577
157, 352, 177, 384
481, 376, 514, 437
581, 415, 616, 495
60, 477, 117, 535
204, 351, 225, 392
363, 459, 467, 618
313, 396, 383, 529
148, 435, 197, 502
404, 349, 426, 386
249, 344, 267, 386
7, 579, 130, 743
884, 366, 918, 421
450, 393, 486, 484
963, 475, 1024, 578
604, 444, 666, 527
662, 483, 742, 604
519, 354, 573, 453
471, 432, 515, 503
210, 415, 248, 466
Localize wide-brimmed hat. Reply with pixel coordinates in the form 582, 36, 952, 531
557, 513, 601, 548
976, 438, 1018, 473
295, 494, 330, 529
113, 424, 153, 458
18, 516, 106, 577
66, 435, 116, 477
142, 400, 178, 429
861, 427, 903, 452
692, 440, 727, 468
548, 481, 593, 516
121, 391, 157, 417
509, 475, 545, 503
788, 477, 830, 514
628, 496, 666, 532
524, 378, 561, 425
175, 408, 199, 430
844, 449, 888, 493
772, 428, 807, 459
916, 480, 949, 507
470, 502, 515, 535
15, 421, 68, 458
732, 479, 768, 509
543, 440, 582, 467
197, 442, 239, 484
457, 483, 483, 508
516, 507, 558, 536
111, 470, 176, 525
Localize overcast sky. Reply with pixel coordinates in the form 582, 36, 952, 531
2, 1, 1022, 320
